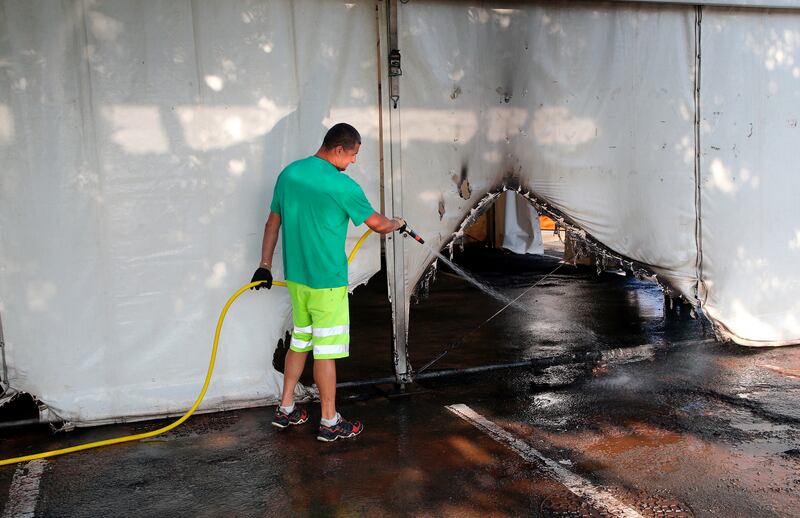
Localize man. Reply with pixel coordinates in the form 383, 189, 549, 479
251, 123, 404, 442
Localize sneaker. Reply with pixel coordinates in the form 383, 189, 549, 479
317, 416, 363, 442
271, 406, 309, 428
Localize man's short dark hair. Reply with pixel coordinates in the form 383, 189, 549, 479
322, 123, 361, 150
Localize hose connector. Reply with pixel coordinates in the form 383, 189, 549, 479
397, 223, 425, 244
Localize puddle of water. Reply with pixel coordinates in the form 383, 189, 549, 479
585, 424, 685, 455
759, 364, 800, 381
727, 420, 793, 434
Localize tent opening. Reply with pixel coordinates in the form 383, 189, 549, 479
406, 191, 704, 380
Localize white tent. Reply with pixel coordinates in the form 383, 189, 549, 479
1, 0, 799, 425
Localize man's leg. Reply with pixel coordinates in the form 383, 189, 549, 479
308, 286, 362, 441
314, 354, 362, 442
281, 349, 309, 407
313, 358, 337, 420
308, 286, 349, 422
272, 281, 312, 428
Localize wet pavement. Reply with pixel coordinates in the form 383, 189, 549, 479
2, 243, 800, 517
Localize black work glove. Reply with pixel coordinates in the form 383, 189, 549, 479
250, 267, 273, 290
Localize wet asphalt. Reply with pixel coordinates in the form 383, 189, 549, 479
1, 241, 799, 517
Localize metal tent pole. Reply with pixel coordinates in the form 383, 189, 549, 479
382, 0, 412, 384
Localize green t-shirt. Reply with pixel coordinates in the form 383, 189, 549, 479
270, 155, 376, 288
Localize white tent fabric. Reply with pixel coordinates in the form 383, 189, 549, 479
699, 8, 800, 345
501, 192, 543, 255
0, 0, 382, 424
396, 3, 799, 347
2, 0, 800, 426
398, 3, 698, 307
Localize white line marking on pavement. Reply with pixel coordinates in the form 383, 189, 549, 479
446, 404, 643, 518
2, 459, 47, 518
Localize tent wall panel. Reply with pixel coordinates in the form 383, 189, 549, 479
0, 0, 382, 424
397, 2, 698, 328
699, 8, 800, 345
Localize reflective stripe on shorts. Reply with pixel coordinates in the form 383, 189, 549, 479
313, 344, 349, 358
290, 336, 312, 352
312, 325, 349, 337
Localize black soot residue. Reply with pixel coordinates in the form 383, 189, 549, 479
452, 164, 472, 200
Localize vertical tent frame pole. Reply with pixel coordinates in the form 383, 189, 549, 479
381, 0, 412, 384
0, 312, 7, 392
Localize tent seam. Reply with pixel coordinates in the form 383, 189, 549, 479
693, 6, 706, 309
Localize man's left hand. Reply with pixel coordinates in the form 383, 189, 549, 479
250, 267, 273, 290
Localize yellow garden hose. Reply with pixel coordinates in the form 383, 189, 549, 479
0, 229, 374, 467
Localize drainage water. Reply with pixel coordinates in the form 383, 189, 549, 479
419, 241, 520, 309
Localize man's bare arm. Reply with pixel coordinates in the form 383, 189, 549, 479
364, 212, 404, 234
259, 212, 282, 269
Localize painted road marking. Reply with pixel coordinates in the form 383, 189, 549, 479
2, 459, 47, 518
446, 404, 643, 518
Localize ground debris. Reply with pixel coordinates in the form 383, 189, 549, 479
782, 448, 800, 459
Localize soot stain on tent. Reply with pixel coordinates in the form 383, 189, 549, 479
496, 86, 512, 104
453, 164, 471, 200
272, 331, 291, 373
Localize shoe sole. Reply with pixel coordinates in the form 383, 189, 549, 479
316, 427, 363, 442
271, 416, 308, 429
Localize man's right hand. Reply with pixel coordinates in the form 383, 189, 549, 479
393, 217, 407, 232
250, 267, 273, 290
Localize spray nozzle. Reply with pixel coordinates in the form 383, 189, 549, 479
398, 222, 425, 244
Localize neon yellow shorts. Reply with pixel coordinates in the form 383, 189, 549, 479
286, 281, 350, 360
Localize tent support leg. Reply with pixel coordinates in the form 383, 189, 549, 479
382, 0, 413, 384
0, 312, 8, 394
